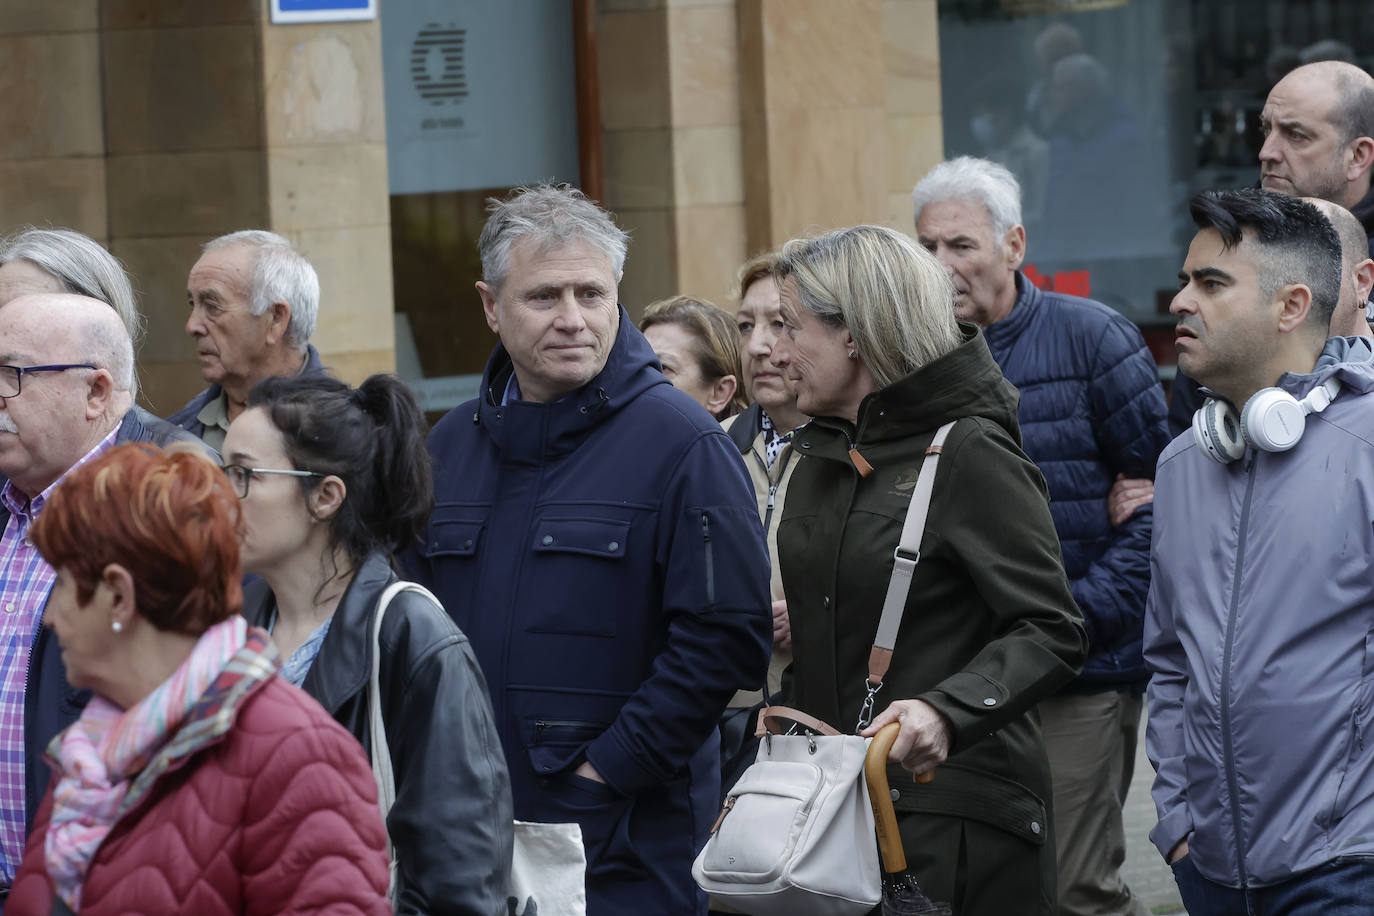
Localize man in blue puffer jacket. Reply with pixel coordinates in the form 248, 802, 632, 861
915, 157, 1170, 916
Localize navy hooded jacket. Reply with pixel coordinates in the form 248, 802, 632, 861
985, 274, 1170, 686
403, 309, 771, 916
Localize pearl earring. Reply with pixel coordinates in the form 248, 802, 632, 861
111, 620, 122, 633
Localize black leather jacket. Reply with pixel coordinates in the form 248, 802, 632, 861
244, 552, 514, 916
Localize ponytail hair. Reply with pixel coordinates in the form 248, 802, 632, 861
247, 373, 433, 567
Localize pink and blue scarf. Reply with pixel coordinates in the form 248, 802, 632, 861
44, 616, 249, 910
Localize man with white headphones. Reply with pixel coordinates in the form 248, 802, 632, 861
1146, 188, 1374, 914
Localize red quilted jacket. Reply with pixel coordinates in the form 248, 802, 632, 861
8, 672, 392, 915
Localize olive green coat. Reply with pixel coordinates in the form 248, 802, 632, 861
777, 324, 1088, 916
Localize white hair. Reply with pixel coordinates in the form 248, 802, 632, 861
204, 230, 319, 348
478, 184, 629, 293
912, 156, 1024, 242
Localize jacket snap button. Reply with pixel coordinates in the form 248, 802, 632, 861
1030, 821, 1041, 835
982, 697, 997, 706
542, 535, 554, 545
889, 788, 899, 802
608, 541, 619, 551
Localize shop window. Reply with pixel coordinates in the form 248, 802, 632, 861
937, 0, 1374, 373
381, 0, 582, 421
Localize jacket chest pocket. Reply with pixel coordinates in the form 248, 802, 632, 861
422, 510, 488, 630
523, 516, 633, 637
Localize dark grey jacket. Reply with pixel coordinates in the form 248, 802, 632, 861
244, 552, 514, 916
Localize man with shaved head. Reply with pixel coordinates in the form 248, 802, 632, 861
1161, 61, 1374, 440
0, 294, 198, 894
1305, 198, 1374, 338
1261, 60, 1374, 250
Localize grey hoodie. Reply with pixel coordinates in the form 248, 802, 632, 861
1145, 338, 1374, 887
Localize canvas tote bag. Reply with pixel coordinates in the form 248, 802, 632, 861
369, 581, 588, 915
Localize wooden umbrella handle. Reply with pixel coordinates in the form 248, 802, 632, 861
865, 722, 908, 873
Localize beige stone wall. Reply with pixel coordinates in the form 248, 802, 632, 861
2, 0, 941, 403
101, 1, 269, 414
599, 0, 941, 318
0, 3, 107, 263
0, 0, 393, 417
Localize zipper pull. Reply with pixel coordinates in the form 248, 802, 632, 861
710, 796, 736, 836
848, 447, 874, 477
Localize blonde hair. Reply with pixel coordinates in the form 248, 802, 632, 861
776, 225, 961, 389
639, 295, 749, 418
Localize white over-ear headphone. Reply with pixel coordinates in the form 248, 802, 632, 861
1192, 376, 1341, 464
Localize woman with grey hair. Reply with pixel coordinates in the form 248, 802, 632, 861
0, 228, 143, 345
768, 224, 1087, 915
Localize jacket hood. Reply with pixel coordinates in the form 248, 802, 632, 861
1278, 334, 1374, 398
852, 321, 1023, 447
475, 306, 670, 460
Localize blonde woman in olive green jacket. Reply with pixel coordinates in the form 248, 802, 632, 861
771, 226, 1087, 916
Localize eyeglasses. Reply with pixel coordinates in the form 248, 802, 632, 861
221, 464, 325, 499
0, 364, 98, 398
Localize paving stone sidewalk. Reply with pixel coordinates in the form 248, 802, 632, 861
1122, 710, 1184, 914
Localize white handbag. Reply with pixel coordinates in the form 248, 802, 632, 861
692, 420, 957, 915
369, 581, 588, 914
693, 707, 881, 915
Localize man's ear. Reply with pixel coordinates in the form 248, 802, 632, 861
1347, 136, 1374, 182
85, 368, 116, 421
1275, 282, 1314, 333
477, 281, 500, 335
1003, 224, 1027, 271
1354, 257, 1374, 306
703, 375, 738, 419
308, 475, 347, 522
264, 302, 292, 347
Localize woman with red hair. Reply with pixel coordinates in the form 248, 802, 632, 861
7, 443, 390, 916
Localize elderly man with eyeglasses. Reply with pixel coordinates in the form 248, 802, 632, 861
0, 293, 201, 898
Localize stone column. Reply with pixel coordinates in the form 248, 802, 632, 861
598, 0, 942, 314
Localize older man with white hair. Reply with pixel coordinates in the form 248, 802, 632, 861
170, 230, 324, 449
0, 294, 199, 895
914, 156, 1170, 916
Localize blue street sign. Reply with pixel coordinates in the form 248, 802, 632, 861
272, 0, 376, 24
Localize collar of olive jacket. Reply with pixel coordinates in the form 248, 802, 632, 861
808, 321, 1023, 452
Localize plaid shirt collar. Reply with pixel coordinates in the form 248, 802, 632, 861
1, 425, 123, 522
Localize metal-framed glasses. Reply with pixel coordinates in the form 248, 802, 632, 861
221, 464, 325, 499
0, 364, 98, 398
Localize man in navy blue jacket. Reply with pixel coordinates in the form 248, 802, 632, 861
403, 184, 772, 916
915, 157, 1170, 916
